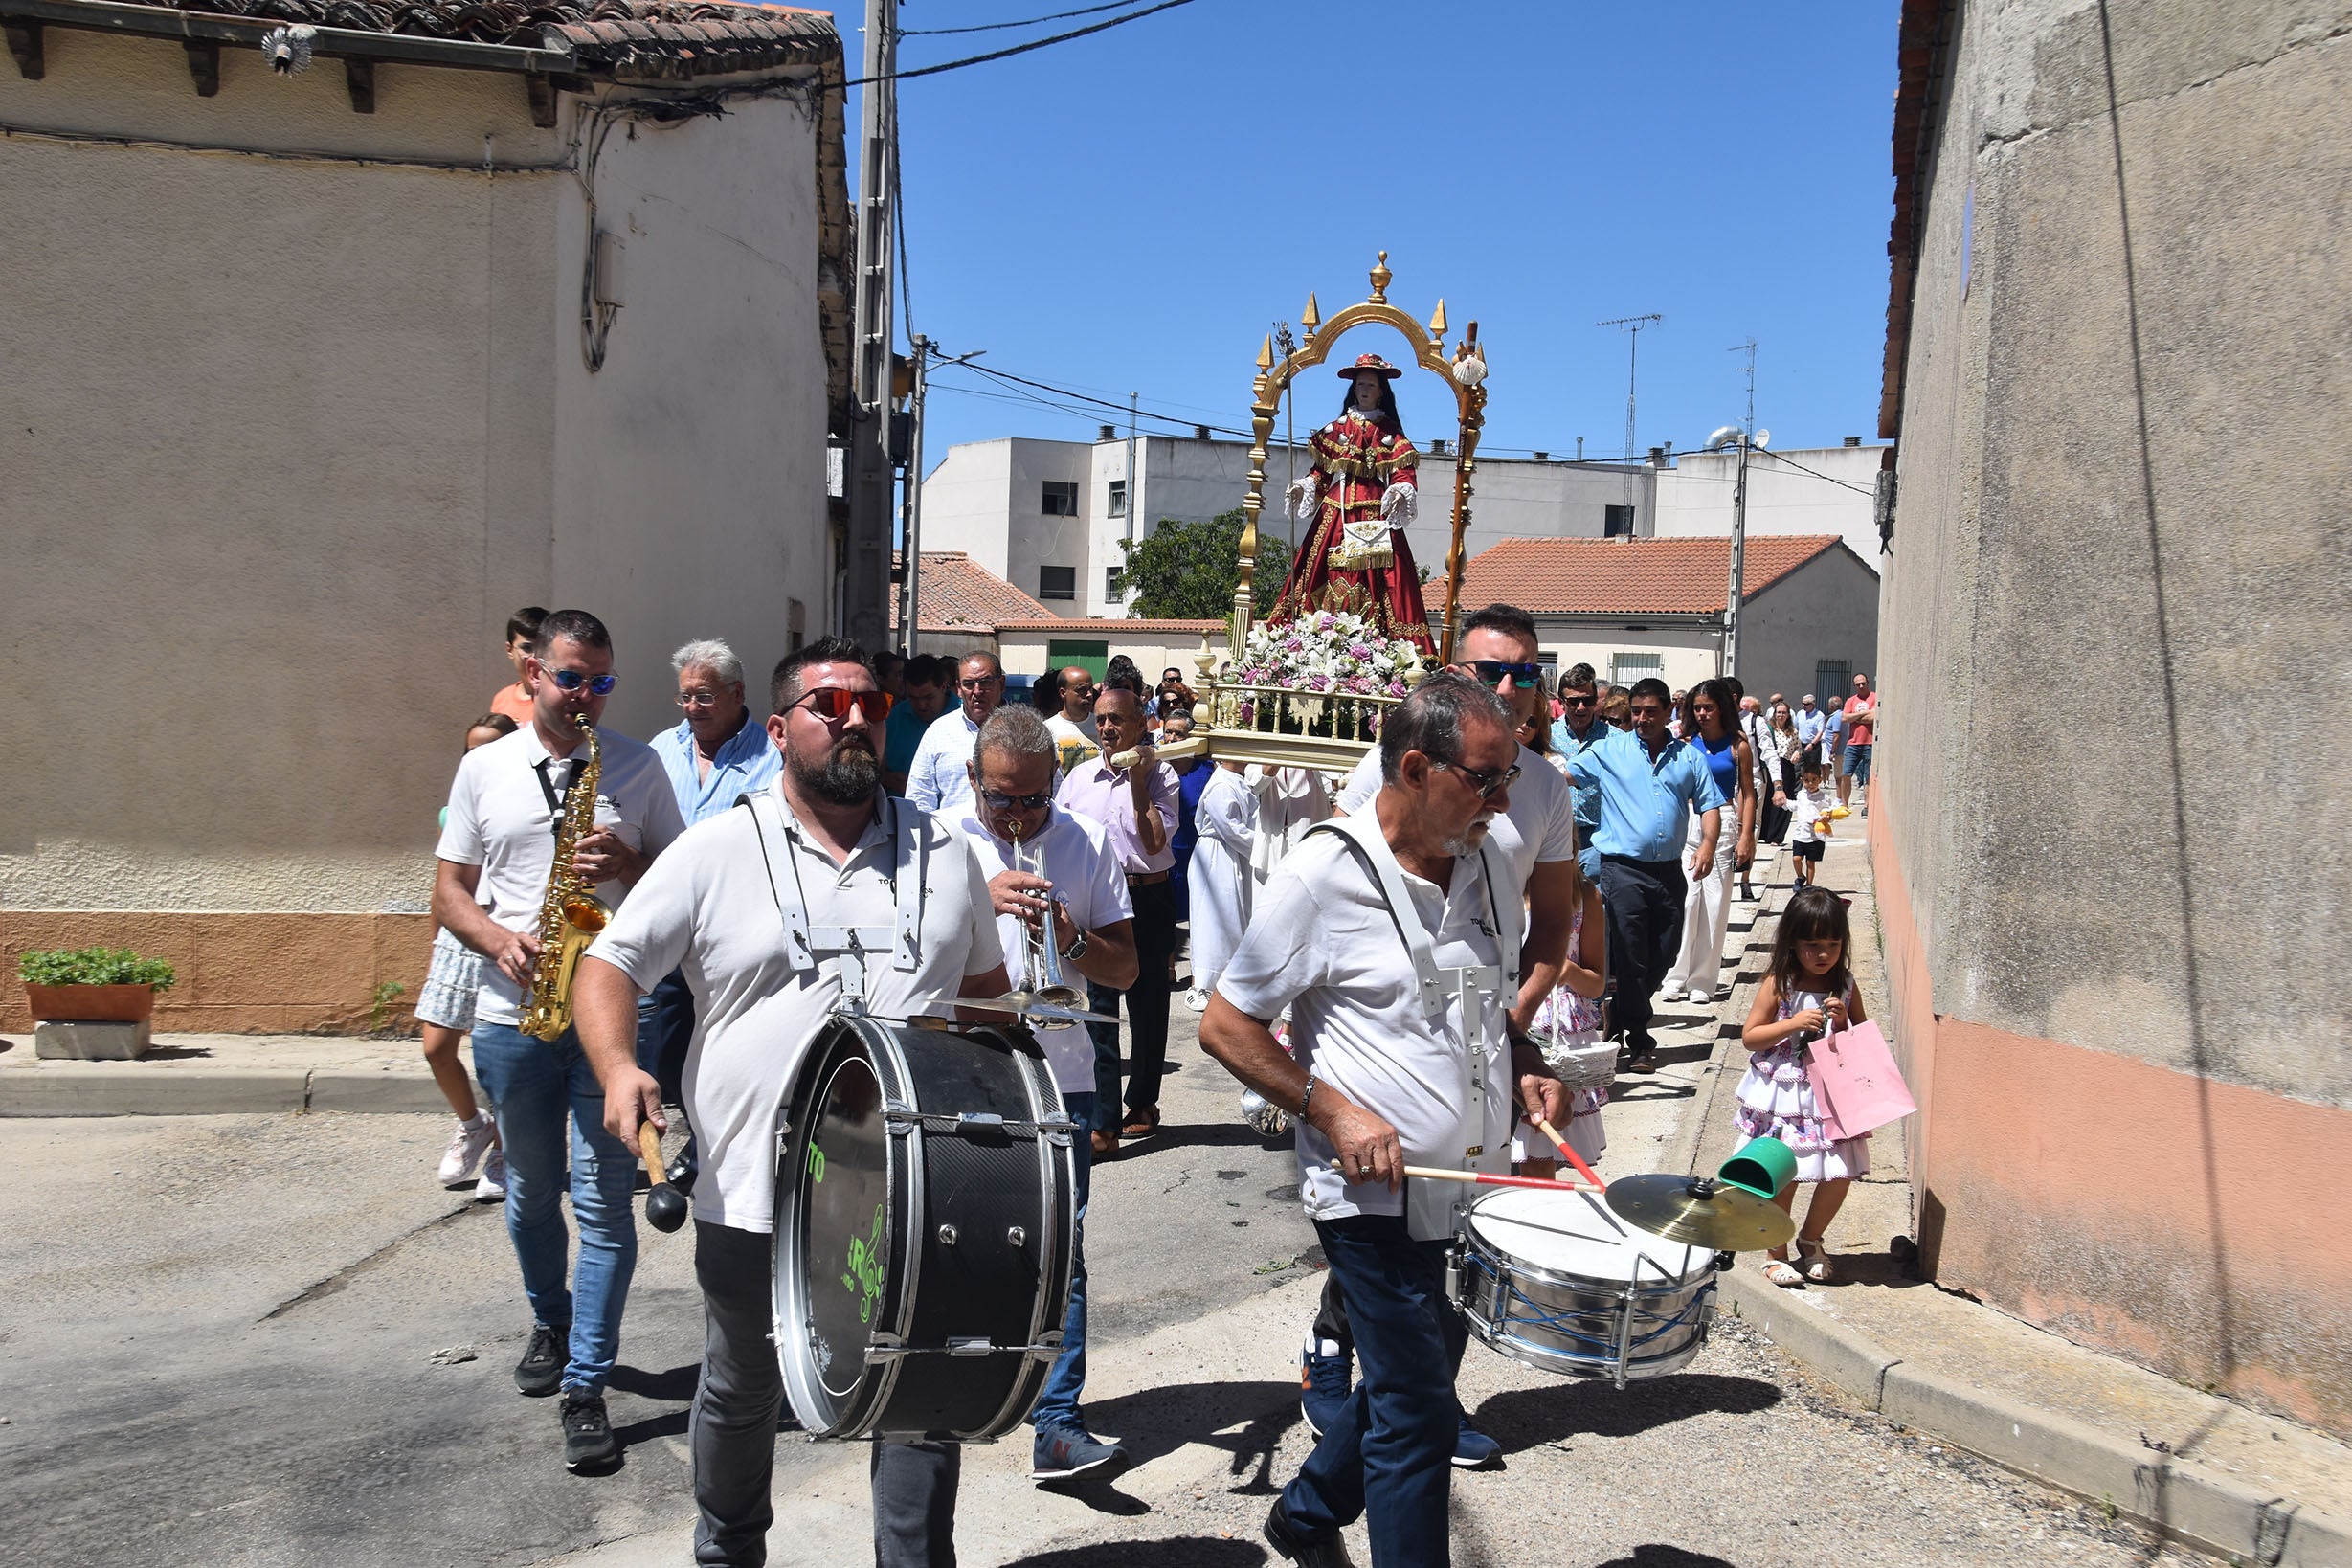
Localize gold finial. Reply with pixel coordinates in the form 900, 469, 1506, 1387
1427, 299, 1447, 339
1369, 251, 1391, 302
1302, 292, 1320, 333
1257, 334, 1273, 370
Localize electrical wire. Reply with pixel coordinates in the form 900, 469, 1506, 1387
900, 0, 1142, 35
1748, 447, 1878, 496
832, 0, 1197, 89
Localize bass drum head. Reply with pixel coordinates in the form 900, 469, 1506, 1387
802, 1053, 894, 1403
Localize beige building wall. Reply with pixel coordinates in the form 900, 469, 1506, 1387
0, 37, 834, 1028
996, 626, 1226, 683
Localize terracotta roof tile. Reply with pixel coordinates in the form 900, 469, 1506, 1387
996, 617, 1226, 635
888, 553, 1052, 633
1459, 535, 1843, 616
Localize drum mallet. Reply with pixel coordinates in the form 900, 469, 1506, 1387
1530, 1116, 1609, 1189
1402, 1165, 1603, 1195
637, 1122, 689, 1233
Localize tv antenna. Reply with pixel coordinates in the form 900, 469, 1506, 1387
1598, 314, 1663, 459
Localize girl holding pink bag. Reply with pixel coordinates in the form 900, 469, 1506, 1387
1737, 886, 1870, 1287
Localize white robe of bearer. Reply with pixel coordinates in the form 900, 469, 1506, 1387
1187, 767, 1258, 995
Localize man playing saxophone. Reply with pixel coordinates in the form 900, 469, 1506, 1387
432, 607, 684, 1472
952, 705, 1142, 1485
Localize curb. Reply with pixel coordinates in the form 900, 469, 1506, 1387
0, 1067, 453, 1117
1674, 855, 2352, 1567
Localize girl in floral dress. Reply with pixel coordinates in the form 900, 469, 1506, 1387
1516, 864, 1609, 1177
1737, 885, 1870, 1286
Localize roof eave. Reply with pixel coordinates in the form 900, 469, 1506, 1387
0, 0, 574, 73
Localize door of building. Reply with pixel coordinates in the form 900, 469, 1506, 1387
1044, 639, 1110, 683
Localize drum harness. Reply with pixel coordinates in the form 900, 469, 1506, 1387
1305, 815, 1517, 1242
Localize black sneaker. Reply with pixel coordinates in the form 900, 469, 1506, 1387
1031, 1426, 1131, 1484
1264, 1500, 1355, 1567
560, 1391, 618, 1471
514, 1324, 566, 1397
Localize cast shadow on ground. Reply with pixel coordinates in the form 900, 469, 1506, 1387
609, 1363, 700, 1401
1469, 1372, 1780, 1454
1129, 1122, 1290, 1157
1011, 1537, 1266, 1566
1061, 1378, 1303, 1508
1593, 1548, 1738, 1568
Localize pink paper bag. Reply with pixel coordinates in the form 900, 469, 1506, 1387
1804, 1019, 1917, 1140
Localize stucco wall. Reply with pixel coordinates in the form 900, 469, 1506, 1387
1734, 544, 1881, 706
1533, 624, 1721, 694
1653, 445, 1885, 571
1877, 0, 2352, 1430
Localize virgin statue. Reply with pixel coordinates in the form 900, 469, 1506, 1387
1266, 352, 1435, 652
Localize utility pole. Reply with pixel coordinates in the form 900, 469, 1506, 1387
843, 0, 897, 650
1721, 339, 1758, 678
1120, 392, 1137, 616
897, 334, 930, 652
1598, 313, 1662, 459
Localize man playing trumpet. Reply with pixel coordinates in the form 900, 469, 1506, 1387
954, 705, 1141, 1484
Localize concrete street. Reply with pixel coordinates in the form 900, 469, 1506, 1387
0, 885, 2202, 1566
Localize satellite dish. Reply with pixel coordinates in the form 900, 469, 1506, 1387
1754, 429, 1771, 448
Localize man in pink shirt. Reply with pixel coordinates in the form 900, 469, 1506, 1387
1840, 673, 1877, 814
1056, 685, 1180, 1156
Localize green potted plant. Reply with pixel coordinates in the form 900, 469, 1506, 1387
18, 946, 178, 1024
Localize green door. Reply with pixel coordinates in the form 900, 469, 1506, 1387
1044, 639, 1110, 682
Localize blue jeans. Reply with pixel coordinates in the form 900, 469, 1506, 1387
1842, 740, 1872, 786
1030, 1090, 1094, 1437
1281, 1215, 1466, 1563
471, 997, 656, 1395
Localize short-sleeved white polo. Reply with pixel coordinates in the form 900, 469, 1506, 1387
587, 783, 1003, 1233
1334, 741, 1576, 893
952, 805, 1132, 1093
1215, 829, 1511, 1227
907, 708, 982, 816
436, 723, 685, 1027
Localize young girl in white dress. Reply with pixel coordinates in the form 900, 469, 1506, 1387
1736, 885, 1870, 1286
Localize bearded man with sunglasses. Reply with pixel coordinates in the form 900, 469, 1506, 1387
433, 608, 685, 1471
575, 637, 1011, 1566
952, 705, 1142, 1486
1203, 673, 1568, 1568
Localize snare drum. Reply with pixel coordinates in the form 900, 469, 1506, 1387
771, 1014, 1076, 1441
1449, 1186, 1715, 1388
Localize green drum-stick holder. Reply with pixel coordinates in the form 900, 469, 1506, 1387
1719, 1136, 1796, 1198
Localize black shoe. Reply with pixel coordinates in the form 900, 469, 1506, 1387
665, 1155, 697, 1196
514, 1324, 566, 1397
560, 1391, 618, 1471
1264, 1500, 1355, 1567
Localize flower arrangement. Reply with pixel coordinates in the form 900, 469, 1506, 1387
1230, 610, 1423, 733
18, 946, 177, 991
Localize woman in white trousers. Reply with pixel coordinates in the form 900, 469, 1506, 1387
1664, 678, 1758, 1005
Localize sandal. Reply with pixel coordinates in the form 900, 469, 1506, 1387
1089, 1130, 1119, 1159
1760, 1256, 1805, 1288
1120, 1106, 1160, 1139
1794, 1235, 1834, 1283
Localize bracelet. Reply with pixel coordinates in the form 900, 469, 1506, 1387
1299, 1071, 1317, 1119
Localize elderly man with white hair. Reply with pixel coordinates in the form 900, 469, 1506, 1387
647, 638, 783, 1192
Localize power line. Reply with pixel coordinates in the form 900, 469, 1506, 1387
943, 359, 1258, 439
900, 0, 1143, 35
833, 0, 1197, 89
1751, 447, 1877, 496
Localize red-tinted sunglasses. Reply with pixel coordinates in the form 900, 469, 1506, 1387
791, 687, 891, 723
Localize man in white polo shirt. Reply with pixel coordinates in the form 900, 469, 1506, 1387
907, 650, 1005, 816
432, 607, 685, 1473
1318, 600, 1577, 1464
1203, 673, 1567, 1568
951, 704, 1140, 1486
573, 637, 1009, 1568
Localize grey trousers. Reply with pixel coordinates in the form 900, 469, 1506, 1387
692, 1221, 961, 1568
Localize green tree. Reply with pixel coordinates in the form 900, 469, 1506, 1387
1120, 508, 1301, 621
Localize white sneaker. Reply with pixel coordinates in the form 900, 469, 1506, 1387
438, 1114, 497, 1187
1183, 986, 1209, 1013
474, 1147, 506, 1203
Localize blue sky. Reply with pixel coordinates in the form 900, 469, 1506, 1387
857, 1, 1901, 464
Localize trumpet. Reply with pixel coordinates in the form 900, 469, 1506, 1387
1008, 827, 1083, 1025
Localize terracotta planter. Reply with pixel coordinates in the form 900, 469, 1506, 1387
24, 983, 159, 1024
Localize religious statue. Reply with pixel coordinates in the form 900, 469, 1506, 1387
1266, 353, 1436, 652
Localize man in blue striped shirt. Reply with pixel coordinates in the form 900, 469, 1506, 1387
1566, 677, 1726, 1070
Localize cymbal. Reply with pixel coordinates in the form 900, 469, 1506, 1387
1603, 1174, 1797, 1252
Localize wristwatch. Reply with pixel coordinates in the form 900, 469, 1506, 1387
1058, 926, 1088, 963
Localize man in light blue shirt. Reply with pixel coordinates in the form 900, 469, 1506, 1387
1566, 677, 1726, 1069
646, 638, 782, 1185
1547, 661, 1608, 884
1794, 693, 1826, 764
907, 652, 1005, 816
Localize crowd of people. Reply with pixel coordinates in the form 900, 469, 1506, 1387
413, 599, 1877, 1567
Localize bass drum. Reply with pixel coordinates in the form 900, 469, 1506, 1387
772, 1014, 1076, 1442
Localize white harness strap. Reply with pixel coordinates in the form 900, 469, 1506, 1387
740, 793, 927, 1012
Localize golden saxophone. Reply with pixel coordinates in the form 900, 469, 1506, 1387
520, 713, 613, 1042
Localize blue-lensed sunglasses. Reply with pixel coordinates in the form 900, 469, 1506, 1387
546, 669, 619, 695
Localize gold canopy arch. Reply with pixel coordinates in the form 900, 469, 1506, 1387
1236, 251, 1490, 663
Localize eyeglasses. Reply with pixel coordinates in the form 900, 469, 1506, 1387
958, 675, 1004, 691
545, 669, 618, 695
791, 687, 891, 723
1468, 660, 1542, 688
676, 690, 727, 708
1559, 692, 1597, 707
1431, 758, 1520, 800
979, 788, 1054, 813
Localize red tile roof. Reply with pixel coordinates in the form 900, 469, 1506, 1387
1459, 535, 1843, 616
997, 617, 1226, 635
889, 553, 1050, 632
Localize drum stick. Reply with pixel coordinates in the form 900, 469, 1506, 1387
1528, 1118, 1627, 1237
1402, 1165, 1602, 1194
638, 1121, 688, 1234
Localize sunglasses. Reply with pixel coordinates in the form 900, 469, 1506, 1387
545, 669, 618, 695
1559, 692, 1597, 706
979, 788, 1054, 813
1432, 758, 1521, 800
792, 687, 891, 722
1468, 660, 1542, 688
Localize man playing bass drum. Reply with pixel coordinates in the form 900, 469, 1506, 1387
573, 638, 1010, 1568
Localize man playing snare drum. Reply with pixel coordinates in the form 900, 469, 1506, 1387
1202, 674, 1568, 1568
572, 637, 1010, 1568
